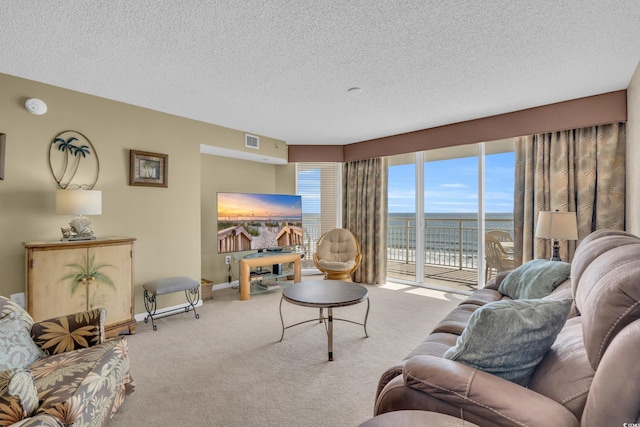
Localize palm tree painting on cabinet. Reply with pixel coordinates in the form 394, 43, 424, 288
61, 254, 116, 310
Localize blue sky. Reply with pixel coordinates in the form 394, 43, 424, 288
388, 152, 515, 214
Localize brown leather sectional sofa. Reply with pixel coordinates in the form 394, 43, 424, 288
375, 229, 640, 427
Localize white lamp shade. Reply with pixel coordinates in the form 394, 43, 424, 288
535, 211, 578, 240
56, 190, 102, 215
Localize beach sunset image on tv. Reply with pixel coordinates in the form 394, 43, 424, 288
217, 193, 303, 253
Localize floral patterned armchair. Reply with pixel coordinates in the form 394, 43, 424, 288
0, 295, 134, 426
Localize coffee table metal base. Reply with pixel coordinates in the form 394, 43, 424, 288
278, 281, 369, 361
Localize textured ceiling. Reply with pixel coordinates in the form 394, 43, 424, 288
1, 1, 639, 146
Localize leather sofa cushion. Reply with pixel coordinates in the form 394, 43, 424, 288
430, 304, 479, 335
544, 279, 571, 298
543, 282, 578, 318
570, 229, 639, 295
574, 243, 640, 369
403, 332, 458, 360
528, 317, 594, 421
461, 288, 505, 306
581, 319, 640, 426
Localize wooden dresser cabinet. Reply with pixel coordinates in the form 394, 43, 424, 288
23, 237, 136, 337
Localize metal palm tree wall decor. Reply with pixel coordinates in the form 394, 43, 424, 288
49, 130, 100, 189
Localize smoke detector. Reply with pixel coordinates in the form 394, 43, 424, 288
25, 98, 48, 115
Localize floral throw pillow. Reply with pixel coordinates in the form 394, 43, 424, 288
0, 315, 45, 371
30, 309, 104, 355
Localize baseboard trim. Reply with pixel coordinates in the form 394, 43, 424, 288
134, 300, 203, 323
212, 280, 238, 290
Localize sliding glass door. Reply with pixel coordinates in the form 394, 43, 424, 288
483, 150, 516, 282
387, 140, 514, 291
387, 153, 417, 282
424, 146, 479, 291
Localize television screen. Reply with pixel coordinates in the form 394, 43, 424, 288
217, 192, 303, 254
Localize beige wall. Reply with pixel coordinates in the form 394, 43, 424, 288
0, 73, 288, 315
627, 61, 640, 235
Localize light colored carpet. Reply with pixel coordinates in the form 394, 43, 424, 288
109, 279, 463, 427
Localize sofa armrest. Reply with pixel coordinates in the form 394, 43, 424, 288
376, 363, 404, 400
30, 308, 105, 355
403, 355, 579, 427
484, 270, 511, 290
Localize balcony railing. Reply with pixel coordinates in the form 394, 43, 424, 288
388, 216, 513, 267
300, 216, 513, 278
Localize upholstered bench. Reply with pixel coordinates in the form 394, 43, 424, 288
143, 276, 200, 330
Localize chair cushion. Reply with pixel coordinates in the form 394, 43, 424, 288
498, 259, 571, 299
443, 298, 572, 386
316, 229, 359, 263
143, 276, 200, 296
317, 259, 356, 272
0, 314, 45, 371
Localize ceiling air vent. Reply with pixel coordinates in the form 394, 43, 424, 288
245, 134, 259, 149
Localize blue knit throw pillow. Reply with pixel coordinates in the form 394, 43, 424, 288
443, 298, 572, 386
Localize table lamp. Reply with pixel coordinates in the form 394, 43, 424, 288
56, 189, 102, 240
535, 210, 578, 261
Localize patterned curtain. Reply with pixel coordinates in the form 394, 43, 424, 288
342, 157, 388, 284
514, 123, 625, 265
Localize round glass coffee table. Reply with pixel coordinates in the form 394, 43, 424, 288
279, 280, 369, 361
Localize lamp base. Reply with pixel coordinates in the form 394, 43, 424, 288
61, 235, 97, 241
549, 239, 562, 262
60, 215, 96, 241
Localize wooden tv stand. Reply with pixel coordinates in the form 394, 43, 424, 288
239, 251, 302, 300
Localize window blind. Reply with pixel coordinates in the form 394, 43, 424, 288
296, 162, 341, 244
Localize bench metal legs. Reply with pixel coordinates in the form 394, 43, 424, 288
143, 287, 200, 331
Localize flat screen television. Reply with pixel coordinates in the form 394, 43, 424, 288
217, 192, 303, 254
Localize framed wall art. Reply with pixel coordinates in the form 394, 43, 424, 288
0, 133, 6, 180
129, 150, 168, 187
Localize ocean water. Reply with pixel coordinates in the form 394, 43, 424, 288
388, 213, 513, 252
302, 212, 512, 225
303, 212, 512, 246
302, 212, 513, 267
